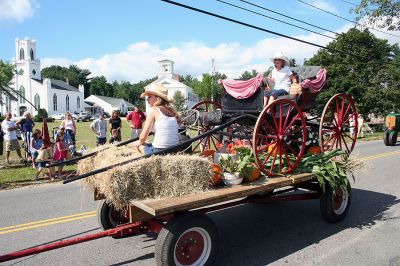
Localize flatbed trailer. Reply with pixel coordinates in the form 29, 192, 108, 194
0, 172, 351, 265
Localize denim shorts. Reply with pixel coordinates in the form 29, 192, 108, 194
143, 144, 164, 155
264, 89, 288, 98
96, 137, 107, 145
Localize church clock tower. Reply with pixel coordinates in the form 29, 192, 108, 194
15, 37, 41, 79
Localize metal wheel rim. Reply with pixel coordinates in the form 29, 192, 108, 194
109, 206, 129, 227
332, 186, 349, 215
174, 227, 212, 266
253, 99, 307, 176
319, 93, 358, 153
191, 101, 222, 152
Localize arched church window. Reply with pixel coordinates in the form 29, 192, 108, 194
5, 96, 11, 112
19, 86, 25, 104
34, 94, 40, 110
66, 95, 70, 111
53, 94, 57, 111
30, 48, 34, 60
20, 48, 25, 60
77, 96, 80, 109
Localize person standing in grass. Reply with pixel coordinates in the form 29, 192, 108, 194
60, 112, 76, 143
109, 110, 122, 141
90, 112, 107, 145
1, 111, 24, 164
16, 111, 35, 160
126, 106, 146, 140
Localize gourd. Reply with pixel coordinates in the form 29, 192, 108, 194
307, 146, 322, 155
210, 163, 222, 186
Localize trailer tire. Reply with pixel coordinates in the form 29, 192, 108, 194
383, 130, 390, 146
155, 213, 219, 266
320, 183, 351, 223
388, 131, 398, 146
96, 200, 129, 232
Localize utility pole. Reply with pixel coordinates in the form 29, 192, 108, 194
211, 58, 215, 101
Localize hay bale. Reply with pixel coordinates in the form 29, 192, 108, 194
79, 146, 212, 209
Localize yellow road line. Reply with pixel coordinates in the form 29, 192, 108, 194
358, 150, 400, 161
0, 214, 96, 235
0, 211, 96, 231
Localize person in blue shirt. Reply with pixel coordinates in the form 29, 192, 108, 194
17, 111, 35, 160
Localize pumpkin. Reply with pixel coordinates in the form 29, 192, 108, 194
210, 163, 222, 186
200, 149, 215, 161
307, 146, 322, 155
268, 143, 280, 156
242, 163, 261, 182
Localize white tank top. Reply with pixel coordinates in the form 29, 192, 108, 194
64, 120, 74, 131
152, 108, 179, 149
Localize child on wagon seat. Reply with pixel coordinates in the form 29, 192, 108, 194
264, 52, 293, 108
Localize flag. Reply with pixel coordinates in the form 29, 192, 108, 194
41, 117, 51, 148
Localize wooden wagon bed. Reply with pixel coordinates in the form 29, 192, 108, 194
129, 173, 315, 222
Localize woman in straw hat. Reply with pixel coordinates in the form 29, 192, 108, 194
264, 51, 294, 108
133, 83, 180, 155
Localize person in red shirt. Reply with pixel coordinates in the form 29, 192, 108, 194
126, 106, 146, 139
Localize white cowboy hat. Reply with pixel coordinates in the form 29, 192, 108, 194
140, 83, 172, 103
270, 52, 289, 64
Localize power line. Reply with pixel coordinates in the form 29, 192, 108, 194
216, 0, 335, 40
339, 0, 357, 7
239, 0, 339, 36
297, 0, 400, 38
160, 0, 400, 67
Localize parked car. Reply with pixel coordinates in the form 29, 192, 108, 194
51, 113, 65, 120
70, 113, 79, 120
90, 113, 108, 121
77, 112, 91, 122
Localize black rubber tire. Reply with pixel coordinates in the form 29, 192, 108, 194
320, 183, 351, 223
388, 131, 398, 146
383, 130, 390, 146
96, 200, 129, 231
155, 213, 219, 266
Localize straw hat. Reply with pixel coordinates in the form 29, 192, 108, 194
270, 52, 289, 65
140, 83, 172, 103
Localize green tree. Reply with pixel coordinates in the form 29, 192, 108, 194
353, 0, 400, 31
0, 60, 17, 106
305, 28, 400, 116
173, 90, 186, 111
239, 69, 258, 80
89, 76, 112, 96
191, 72, 225, 103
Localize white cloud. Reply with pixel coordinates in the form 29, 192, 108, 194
309, 0, 338, 13
39, 22, 399, 84
0, 0, 38, 23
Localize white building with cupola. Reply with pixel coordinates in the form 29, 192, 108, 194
144, 59, 198, 113
0, 38, 85, 117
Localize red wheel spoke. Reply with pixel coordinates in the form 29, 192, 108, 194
340, 134, 350, 153
271, 109, 279, 133
323, 133, 335, 144
282, 113, 300, 135
279, 103, 283, 132
269, 148, 278, 174
282, 147, 292, 169
285, 126, 302, 137
283, 105, 293, 129
343, 132, 353, 140
278, 145, 283, 172
342, 102, 352, 121
340, 97, 345, 120
262, 149, 273, 165
335, 98, 340, 123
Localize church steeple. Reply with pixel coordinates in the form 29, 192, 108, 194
15, 37, 41, 79
158, 59, 175, 79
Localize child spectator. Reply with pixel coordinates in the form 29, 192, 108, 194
30, 129, 43, 168
109, 129, 120, 144
289, 72, 301, 96
34, 143, 54, 181
53, 133, 68, 178
264, 52, 293, 108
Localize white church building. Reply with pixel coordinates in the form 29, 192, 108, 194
1, 38, 85, 117
144, 60, 198, 113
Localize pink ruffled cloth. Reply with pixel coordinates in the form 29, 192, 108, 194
218, 73, 264, 99
300, 68, 327, 93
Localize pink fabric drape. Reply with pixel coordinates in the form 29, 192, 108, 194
219, 73, 264, 99
300, 68, 327, 93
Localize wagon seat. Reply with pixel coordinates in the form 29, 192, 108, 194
220, 66, 326, 114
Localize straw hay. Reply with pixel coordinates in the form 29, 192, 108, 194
79, 144, 212, 209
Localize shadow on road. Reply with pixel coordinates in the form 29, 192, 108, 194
207, 188, 399, 265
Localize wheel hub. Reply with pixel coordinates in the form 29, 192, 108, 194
175, 231, 204, 265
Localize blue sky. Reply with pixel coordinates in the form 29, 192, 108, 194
1, 0, 399, 82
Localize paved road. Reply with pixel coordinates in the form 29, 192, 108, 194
0, 140, 400, 265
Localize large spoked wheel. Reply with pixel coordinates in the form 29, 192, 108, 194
319, 93, 358, 153
155, 213, 219, 266
97, 200, 129, 231
253, 99, 307, 176
191, 101, 223, 152
320, 183, 351, 223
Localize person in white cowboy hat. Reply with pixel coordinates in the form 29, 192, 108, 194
264, 51, 294, 108
133, 83, 180, 155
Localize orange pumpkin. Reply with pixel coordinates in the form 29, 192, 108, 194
243, 163, 261, 182
200, 149, 215, 161
210, 163, 222, 186
307, 146, 322, 155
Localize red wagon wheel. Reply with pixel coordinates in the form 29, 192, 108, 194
319, 93, 358, 154
253, 99, 307, 176
191, 100, 223, 152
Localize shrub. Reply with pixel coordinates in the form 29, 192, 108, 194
34, 108, 49, 122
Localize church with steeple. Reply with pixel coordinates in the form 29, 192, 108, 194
144, 59, 198, 113
1, 37, 85, 116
